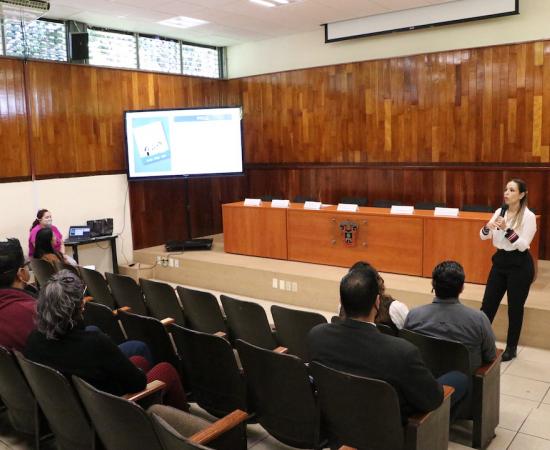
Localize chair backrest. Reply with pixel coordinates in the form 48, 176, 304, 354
0, 346, 37, 435
310, 361, 404, 450
169, 324, 248, 418
461, 204, 494, 213
221, 295, 277, 350
340, 196, 368, 206
53, 260, 80, 277
117, 310, 180, 369
414, 201, 446, 210
83, 301, 126, 344
140, 278, 186, 326
293, 195, 317, 203
270, 305, 327, 360
372, 199, 402, 208
176, 287, 226, 334
376, 323, 398, 336
149, 411, 212, 450
399, 329, 471, 376
14, 352, 95, 450
236, 339, 321, 448
80, 267, 116, 309
105, 272, 148, 315
29, 258, 56, 287
72, 376, 163, 450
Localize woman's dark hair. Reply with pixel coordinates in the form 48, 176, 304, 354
34, 227, 55, 259
30, 209, 49, 231
432, 261, 465, 299
0, 238, 25, 288
36, 270, 85, 339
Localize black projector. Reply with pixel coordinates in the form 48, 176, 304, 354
165, 239, 213, 252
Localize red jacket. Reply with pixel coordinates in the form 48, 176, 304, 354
0, 288, 37, 351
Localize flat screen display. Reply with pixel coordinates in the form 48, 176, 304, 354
124, 106, 244, 179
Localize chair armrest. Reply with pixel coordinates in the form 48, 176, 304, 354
113, 306, 131, 315
475, 349, 503, 377
189, 409, 249, 445
161, 317, 175, 326
274, 346, 288, 354
407, 385, 454, 426
123, 380, 166, 402
83, 296, 94, 303
214, 331, 227, 339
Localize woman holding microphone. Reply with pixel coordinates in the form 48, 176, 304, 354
480, 179, 537, 361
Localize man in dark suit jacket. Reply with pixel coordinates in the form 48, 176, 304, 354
307, 263, 468, 420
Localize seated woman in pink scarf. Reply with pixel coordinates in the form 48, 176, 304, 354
28, 209, 64, 258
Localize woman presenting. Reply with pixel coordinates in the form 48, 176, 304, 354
28, 209, 65, 257
480, 179, 537, 361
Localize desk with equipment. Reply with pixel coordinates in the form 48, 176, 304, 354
64, 234, 119, 274
222, 201, 540, 284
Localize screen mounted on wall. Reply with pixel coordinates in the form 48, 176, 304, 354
124, 106, 244, 180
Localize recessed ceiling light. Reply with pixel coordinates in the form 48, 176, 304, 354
249, 0, 276, 7
158, 16, 208, 29
249, 0, 301, 7
272, 0, 289, 3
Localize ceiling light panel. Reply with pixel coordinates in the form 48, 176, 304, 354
158, 16, 208, 29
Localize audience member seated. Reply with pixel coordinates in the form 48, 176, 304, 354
404, 260, 497, 371
24, 270, 189, 410
33, 227, 73, 265
0, 238, 37, 351
308, 263, 468, 421
338, 261, 409, 330
28, 208, 65, 258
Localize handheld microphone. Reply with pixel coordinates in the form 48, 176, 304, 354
499, 204, 508, 217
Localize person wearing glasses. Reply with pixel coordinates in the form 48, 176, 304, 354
24, 270, 188, 409
0, 238, 37, 351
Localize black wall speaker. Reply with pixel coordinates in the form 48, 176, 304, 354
70, 32, 89, 60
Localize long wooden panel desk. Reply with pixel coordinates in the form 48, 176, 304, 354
222, 202, 540, 284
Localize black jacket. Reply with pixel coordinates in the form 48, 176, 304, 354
307, 318, 443, 419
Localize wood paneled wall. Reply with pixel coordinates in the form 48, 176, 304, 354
235, 41, 550, 165
0, 59, 30, 180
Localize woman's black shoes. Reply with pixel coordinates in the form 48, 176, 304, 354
502, 347, 517, 362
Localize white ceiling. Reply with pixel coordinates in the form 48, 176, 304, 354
45, 0, 457, 47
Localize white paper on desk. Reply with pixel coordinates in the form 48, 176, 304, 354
391, 205, 414, 215
271, 199, 290, 208
337, 203, 358, 212
434, 207, 459, 217
304, 201, 322, 210
244, 198, 262, 206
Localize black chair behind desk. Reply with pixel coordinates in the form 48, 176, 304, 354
462, 204, 494, 213
80, 267, 117, 309
64, 234, 119, 274
0, 346, 49, 446
169, 324, 250, 419
140, 278, 186, 327
15, 352, 96, 450
372, 199, 402, 208
83, 301, 126, 344
340, 196, 368, 207
176, 287, 227, 335
106, 272, 148, 315
236, 339, 326, 449
220, 295, 278, 350
399, 329, 501, 450
414, 201, 446, 210
29, 259, 56, 288
310, 361, 453, 450
293, 195, 318, 204
271, 305, 327, 361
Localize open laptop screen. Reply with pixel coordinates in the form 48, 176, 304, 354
68, 226, 91, 240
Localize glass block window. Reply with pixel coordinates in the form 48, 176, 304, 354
138, 36, 181, 74
89, 29, 137, 69
181, 44, 220, 78
4, 19, 67, 61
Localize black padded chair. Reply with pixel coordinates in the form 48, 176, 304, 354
462, 204, 494, 213
310, 361, 452, 450
399, 329, 501, 450
414, 201, 446, 210
53, 260, 80, 277
117, 310, 181, 370
29, 258, 56, 287
270, 305, 327, 361
0, 346, 49, 446
169, 324, 249, 418
293, 195, 318, 204
140, 278, 186, 327
105, 272, 148, 315
83, 301, 126, 344
15, 352, 96, 450
259, 194, 284, 202
80, 267, 116, 309
372, 199, 402, 208
340, 196, 368, 206
176, 287, 227, 335
236, 339, 326, 449
220, 295, 278, 350
376, 323, 398, 336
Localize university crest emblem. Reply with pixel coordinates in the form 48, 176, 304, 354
339, 221, 358, 246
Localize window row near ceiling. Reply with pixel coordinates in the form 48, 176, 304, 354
0, 19, 221, 78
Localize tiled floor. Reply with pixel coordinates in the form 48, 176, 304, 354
3, 287, 550, 449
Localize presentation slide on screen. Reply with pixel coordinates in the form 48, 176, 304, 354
126, 107, 243, 178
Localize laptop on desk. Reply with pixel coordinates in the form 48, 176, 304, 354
67, 226, 92, 242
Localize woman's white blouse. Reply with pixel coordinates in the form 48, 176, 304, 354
479, 207, 537, 252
